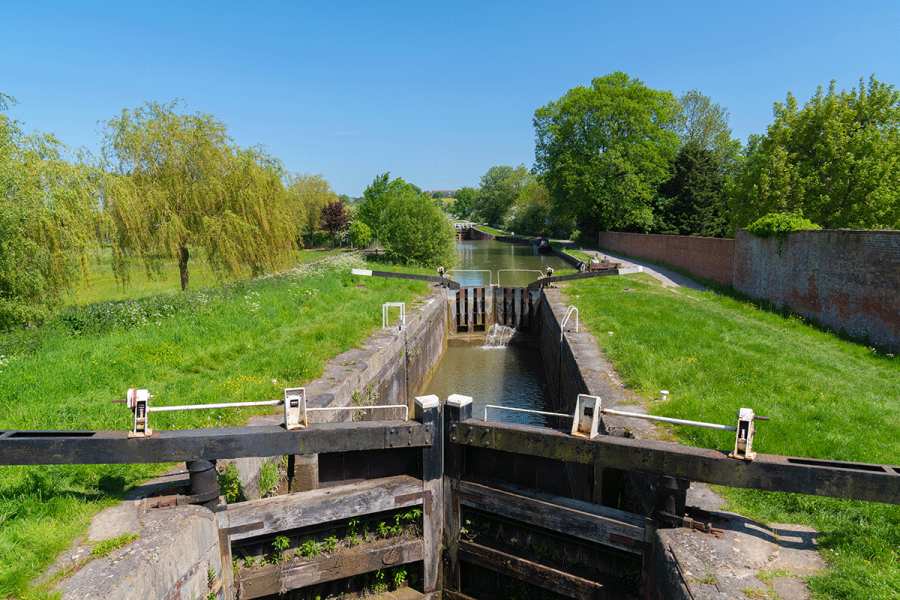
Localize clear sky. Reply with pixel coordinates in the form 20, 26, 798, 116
2, 0, 898, 197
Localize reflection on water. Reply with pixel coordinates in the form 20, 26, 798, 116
450, 240, 572, 287
422, 345, 552, 427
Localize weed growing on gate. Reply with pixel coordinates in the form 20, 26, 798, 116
0, 253, 431, 598
565, 273, 900, 600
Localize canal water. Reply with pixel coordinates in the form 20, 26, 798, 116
450, 239, 573, 287
422, 240, 572, 426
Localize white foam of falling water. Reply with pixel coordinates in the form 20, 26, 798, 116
484, 324, 515, 348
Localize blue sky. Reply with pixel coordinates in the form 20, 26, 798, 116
2, 0, 898, 197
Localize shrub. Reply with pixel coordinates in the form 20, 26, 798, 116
746, 212, 820, 239
747, 213, 821, 256
380, 191, 456, 268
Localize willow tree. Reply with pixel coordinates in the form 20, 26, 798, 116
286, 173, 338, 247
0, 94, 101, 328
102, 101, 296, 291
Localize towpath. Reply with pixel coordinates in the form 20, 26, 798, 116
555, 240, 710, 292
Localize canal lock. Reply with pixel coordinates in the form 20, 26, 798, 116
222, 278, 652, 599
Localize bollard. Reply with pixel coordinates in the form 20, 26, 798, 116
186, 459, 221, 508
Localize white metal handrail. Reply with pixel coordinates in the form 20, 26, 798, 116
446, 269, 493, 286
382, 302, 406, 329
497, 269, 544, 286
148, 399, 282, 412
600, 408, 737, 432
484, 404, 571, 422
561, 305, 579, 333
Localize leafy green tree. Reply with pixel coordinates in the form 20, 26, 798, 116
673, 90, 742, 174
349, 219, 372, 249
102, 100, 296, 290
379, 186, 455, 267
431, 191, 444, 199
287, 173, 339, 247
357, 173, 406, 240
504, 180, 553, 237
473, 165, 532, 225
730, 76, 900, 230
533, 72, 679, 234
0, 94, 102, 328
451, 186, 479, 218
656, 141, 728, 237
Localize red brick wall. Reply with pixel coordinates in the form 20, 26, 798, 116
596, 232, 735, 286
733, 229, 900, 352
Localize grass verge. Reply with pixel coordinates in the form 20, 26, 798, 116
548, 241, 592, 264
564, 273, 900, 600
472, 224, 508, 236
0, 253, 429, 598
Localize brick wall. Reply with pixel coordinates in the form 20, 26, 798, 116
733, 229, 900, 352
466, 227, 495, 241
597, 232, 734, 286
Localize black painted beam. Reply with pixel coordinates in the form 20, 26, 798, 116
351, 268, 460, 289
451, 420, 900, 506
526, 269, 633, 290
0, 421, 432, 465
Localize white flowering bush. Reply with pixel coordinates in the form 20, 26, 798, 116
53, 288, 224, 335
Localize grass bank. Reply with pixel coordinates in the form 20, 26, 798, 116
0, 253, 429, 599
564, 273, 900, 600
71, 246, 343, 305
471, 224, 508, 236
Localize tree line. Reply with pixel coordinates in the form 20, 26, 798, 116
452, 73, 900, 241
1, 97, 455, 330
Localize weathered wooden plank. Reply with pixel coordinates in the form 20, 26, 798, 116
443, 397, 472, 593
475, 287, 482, 326
227, 475, 424, 542
459, 540, 608, 600
236, 538, 423, 599
458, 478, 645, 555
416, 397, 443, 594
452, 421, 900, 505
0, 421, 431, 465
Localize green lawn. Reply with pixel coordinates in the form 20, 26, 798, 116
564, 273, 900, 600
70, 246, 344, 305
0, 253, 428, 599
